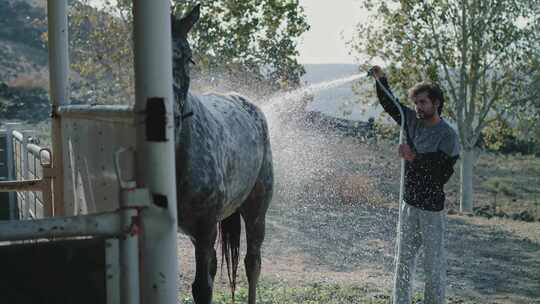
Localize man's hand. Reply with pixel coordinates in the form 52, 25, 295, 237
398, 144, 415, 161
369, 65, 385, 80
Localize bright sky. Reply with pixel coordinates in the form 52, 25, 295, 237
297, 0, 369, 64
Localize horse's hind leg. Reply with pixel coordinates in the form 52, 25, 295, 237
191, 222, 218, 304
241, 164, 273, 304
210, 247, 217, 281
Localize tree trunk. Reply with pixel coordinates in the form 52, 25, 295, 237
460, 149, 475, 213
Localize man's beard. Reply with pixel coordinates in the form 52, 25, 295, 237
417, 110, 434, 120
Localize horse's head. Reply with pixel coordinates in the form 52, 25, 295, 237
171, 3, 200, 108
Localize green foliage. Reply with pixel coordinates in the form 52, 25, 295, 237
481, 117, 540, 155
350, 0, 540, 150
173, 0, 309, 90
69, 1, 134, 104
69, 0, 309, 104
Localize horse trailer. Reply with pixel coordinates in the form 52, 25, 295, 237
0, 1, 180, 303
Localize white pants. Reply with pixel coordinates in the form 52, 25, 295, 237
392, 202, 447, 304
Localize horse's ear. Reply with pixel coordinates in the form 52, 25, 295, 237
173, 3, 200, 39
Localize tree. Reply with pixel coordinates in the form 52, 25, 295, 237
69, 0, 309, 104
351, 0, 540, 212
173, 0, 309, 89
69, 0, 137, 104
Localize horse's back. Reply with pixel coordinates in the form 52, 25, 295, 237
201, 92, 268, 140
177, 92, 271, 224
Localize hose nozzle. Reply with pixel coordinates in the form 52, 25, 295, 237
366, 67, 375, 77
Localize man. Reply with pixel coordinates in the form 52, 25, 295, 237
370, 66, 460, 304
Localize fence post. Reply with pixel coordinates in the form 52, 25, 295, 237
133, 1, 179, 303
20, 132, 30, 219
6, 125, 17, 220
0, 128, 9, 219
47, 0, 69, 216
42, 158, 54, 217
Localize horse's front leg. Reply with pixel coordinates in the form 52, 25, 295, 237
191, 225, 218, 304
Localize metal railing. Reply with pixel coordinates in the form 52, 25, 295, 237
0, 127, 53, 219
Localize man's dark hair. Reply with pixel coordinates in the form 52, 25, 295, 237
408, 82, 444, 115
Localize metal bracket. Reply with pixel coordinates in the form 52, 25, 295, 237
121, 188, 151, 209
114, 147, 137, 190
114, 147, 151, 209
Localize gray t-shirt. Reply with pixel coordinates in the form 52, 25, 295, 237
404, 109, 460, 158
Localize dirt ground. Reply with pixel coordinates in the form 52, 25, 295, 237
177, 124, 540, 303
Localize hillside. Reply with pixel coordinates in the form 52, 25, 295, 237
0, 0, 48, 83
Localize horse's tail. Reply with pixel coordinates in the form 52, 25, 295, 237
219, 210, 241, 302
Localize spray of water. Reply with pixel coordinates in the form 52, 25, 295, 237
252, 74, 398, 288
261, 74, 365, 112
261, 73, 369, 184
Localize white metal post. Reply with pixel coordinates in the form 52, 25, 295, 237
5, 125, 16, 220
47, 0, 69, 216
115, 148, 142, 304
42, 160, 54, 217
120, 206, 141, 304
133, 1, 179, 304
105, 239, 121, 304
0, 212, 122, 241
22, 132, 30, 219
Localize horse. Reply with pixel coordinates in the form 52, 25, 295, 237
171, 4, 274, 304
